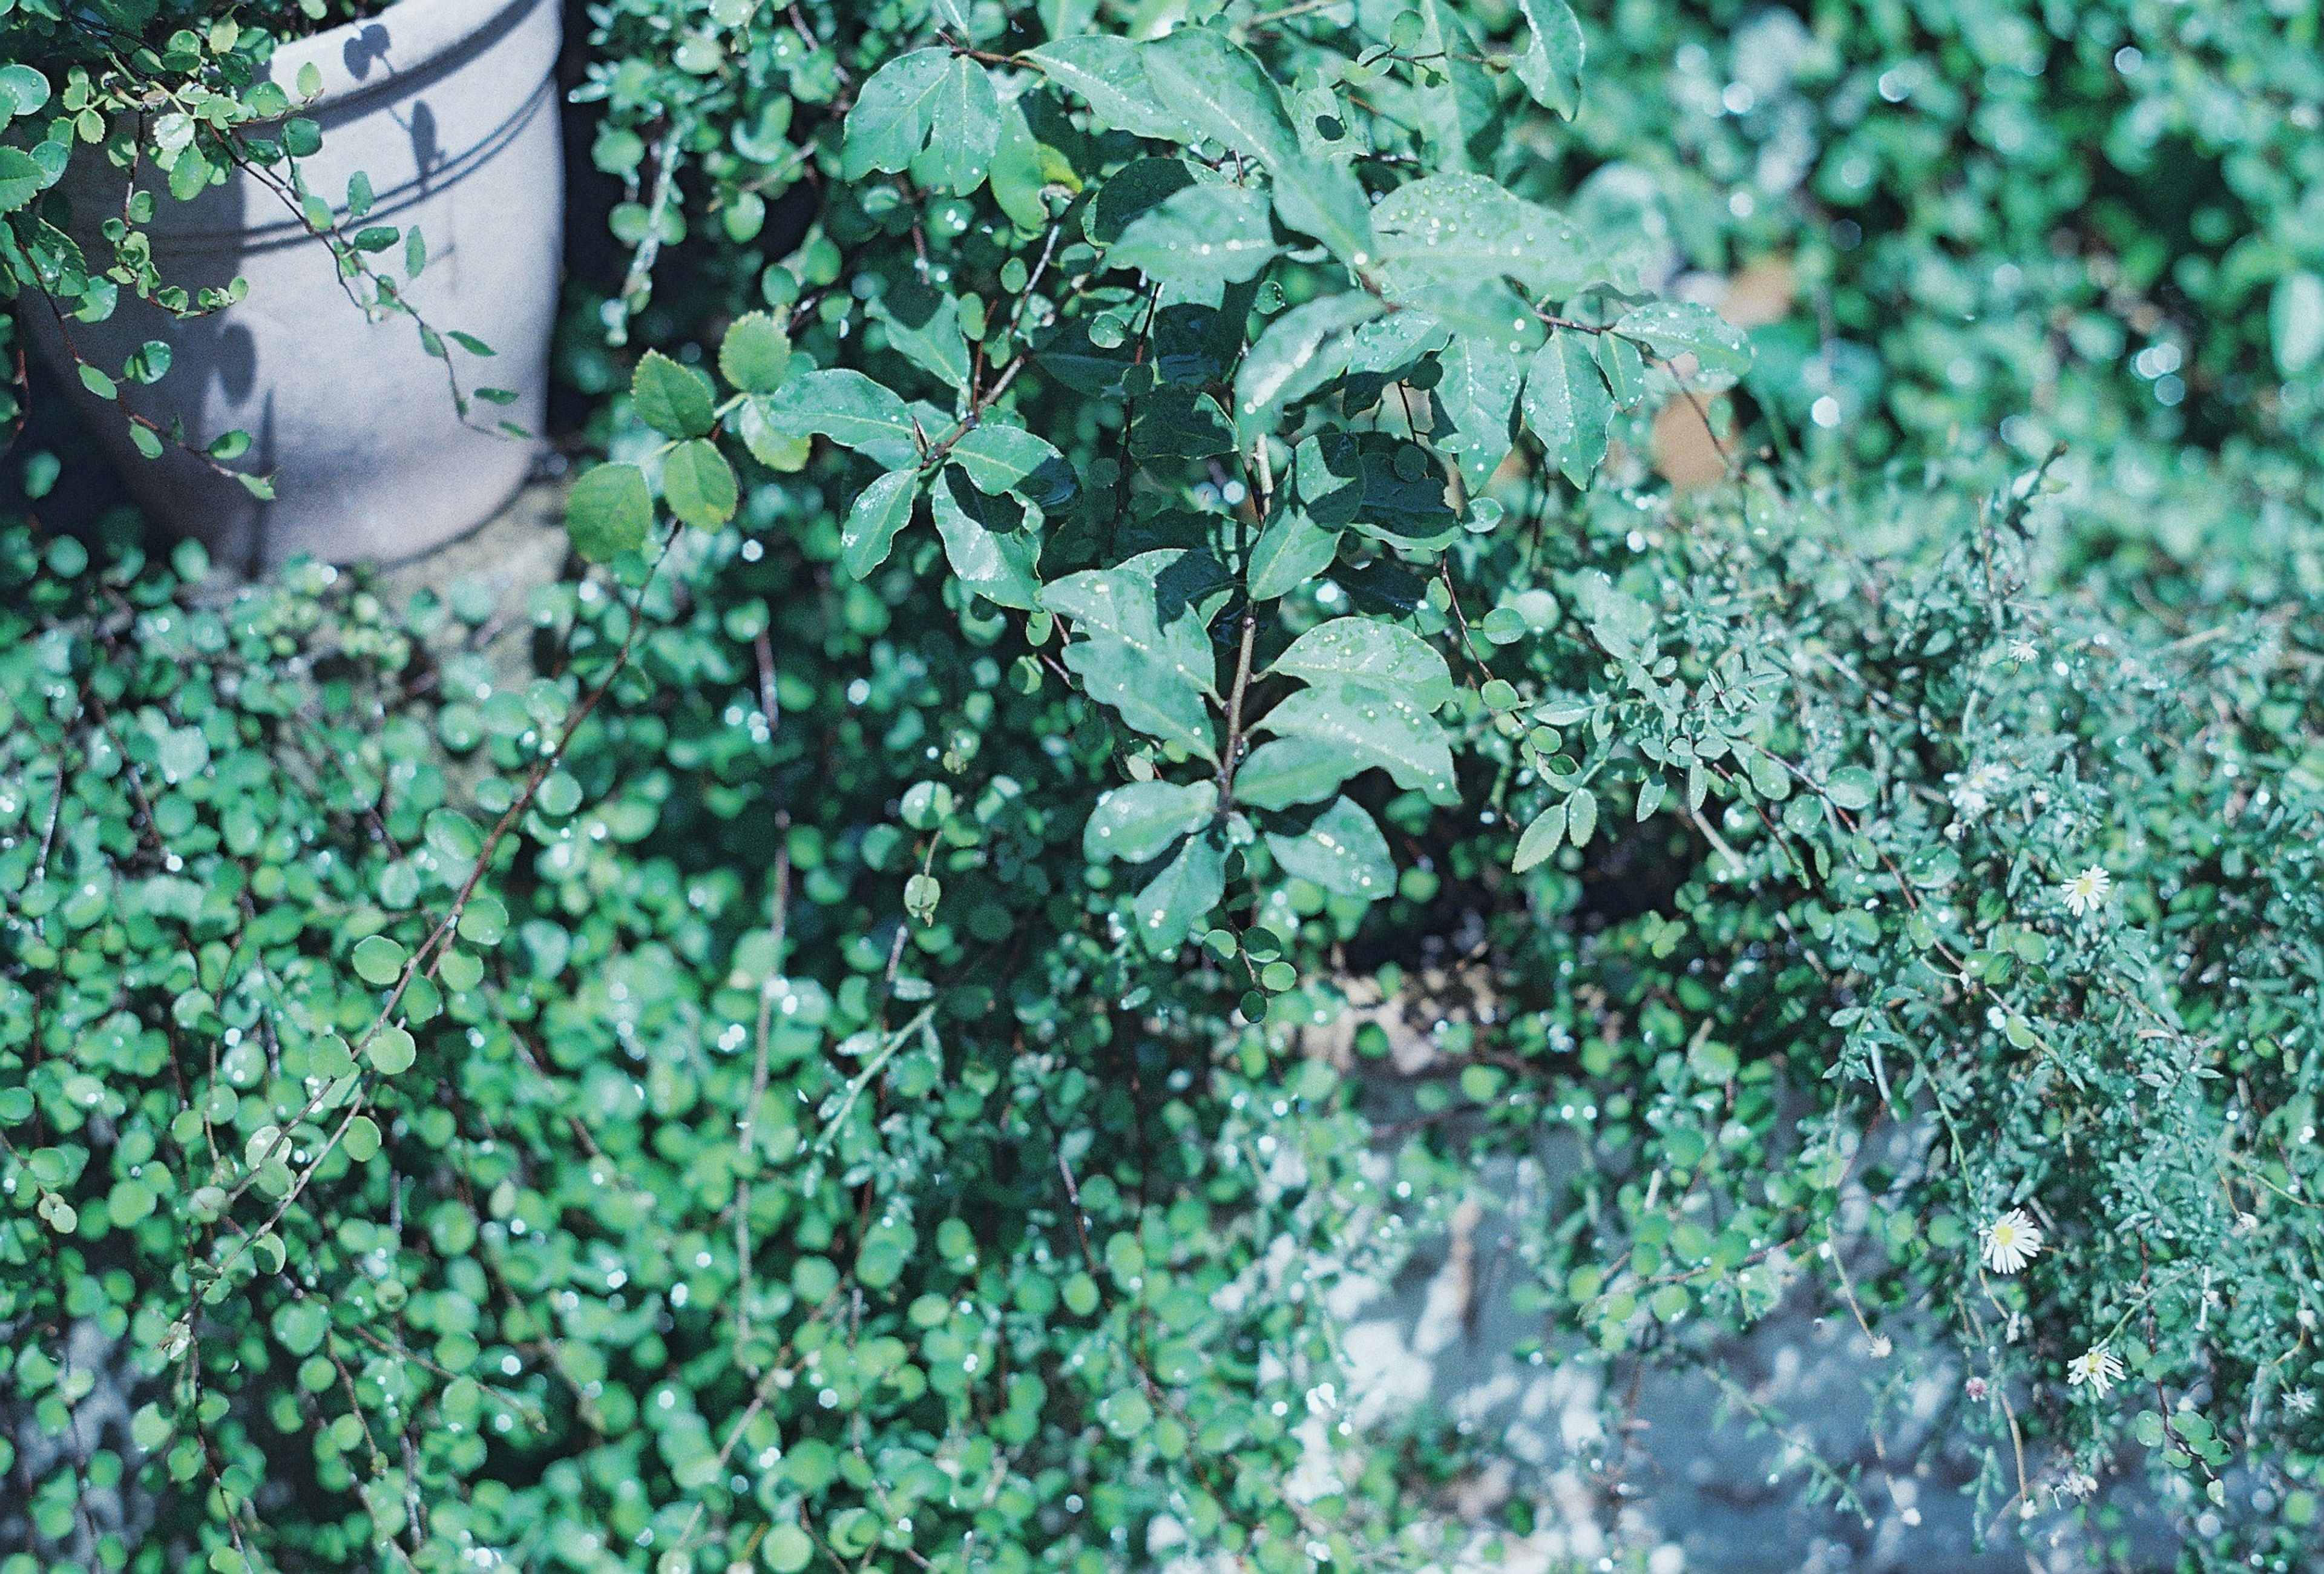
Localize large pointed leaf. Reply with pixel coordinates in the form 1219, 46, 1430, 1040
1023, 36, 1184, 139
1108, 183, 1279, 294
1524, 329, 1614, 486
950, 424, 1075, 504
1515, 0, 1586, 119
1613, 301, 1753, 378
1433, 332, 1527, 490
1265, 796, 1394, 900
931, 470, 1043, 609
1244, 510, 1341, 602
1271, 617, 1456, 707
1042, 549, 1224, 759
1292, 432, 1459, 547
1370, 174, 1601, 301
1083, 780, 1218, 863
1271, 157, 1376, 269
872, 286, 971, 392
1260, 678, 1457, 802
1141, 28, 1300, 168
1233, 292, 1382, 439
1134, 832, 1226, 955
1230, 737, 1357, 811
838, 470, 919, 579
920, 56, 1003, 196
842, 50, 951, 179
754, 370, 922, 467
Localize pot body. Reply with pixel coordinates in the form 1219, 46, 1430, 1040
28, 0, 563, 569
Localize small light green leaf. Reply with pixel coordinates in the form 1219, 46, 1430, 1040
1134, 832, 1226, 955
1524, 329, 1614, 487
1265, 795, 1394, 900
1099, 1386, 1155, 1438
1613, 300, 1753, 378
1245, 510, 1341, 602
1512, 800, 1567, 872
1270, 617, 1456, 708
1515, 0, 1586, 118
1566, 787, 1598, 846
839, 470, 919, 579
0, 146, 44, 212
368, 1024, 417, 1076
1084, 780, 1218, 863
425, 808, 484, 861
661, 438, 738, 527
344, 1115, 382, 1162
718, 311, 792, 392
2272, 271, 2324, 378
351, 935, 406, 986
1827, 766, 1877, 811
566, 462, 654, 562
1636, 775, 1668, 821
272, 1300, 330, 1356
631, 350, 717, 438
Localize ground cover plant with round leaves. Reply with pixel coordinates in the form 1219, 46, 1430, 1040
8, 2, 2324, 1572
0, 0, 517, 487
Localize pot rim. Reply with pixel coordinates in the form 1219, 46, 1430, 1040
267, 0, 544, 111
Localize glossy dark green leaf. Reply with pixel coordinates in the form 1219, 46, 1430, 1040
1042, 549, 1224, 759
1260, 677, 1457, 802
1264, 795, 1394, 900
1132, 831, 1225, 955
839, 470, 920, 579
1524, 329, 1614, 487
1613, 300, 1754, 378
1083, 780, 1218, 863
1270, 617, 1456, 708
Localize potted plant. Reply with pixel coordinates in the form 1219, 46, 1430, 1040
0, 0, 563, 569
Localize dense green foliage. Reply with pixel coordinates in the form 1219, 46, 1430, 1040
7, 1, 2324, 1572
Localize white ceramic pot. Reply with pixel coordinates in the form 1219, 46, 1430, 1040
28, 0, 563, 570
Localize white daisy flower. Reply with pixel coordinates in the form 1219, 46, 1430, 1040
1980, 1207, 2043, 1274
2286, 1388, 2317, 1417
2061, 1470, 2099, 1500
2006, 638, 2040, 664
1949, 763, 2011, 819
2060, 864, 2112, 917
2067, 1345, 2124, 1398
